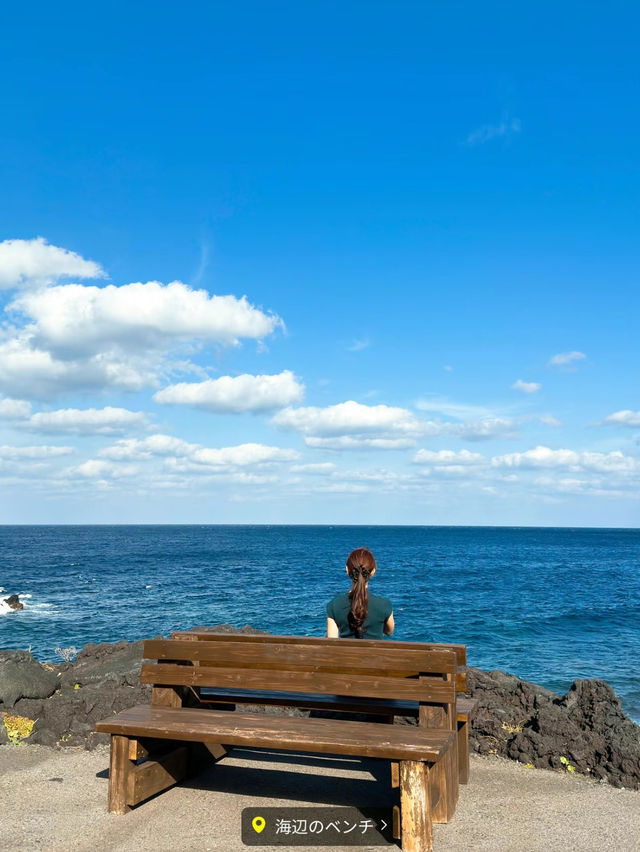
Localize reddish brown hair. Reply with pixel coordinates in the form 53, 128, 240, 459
347, 547, 377, 637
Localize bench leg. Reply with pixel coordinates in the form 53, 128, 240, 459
399, 760, 433, 852
457, 719, 470, 784
430, 735, 459, 824
108, 735, 132, 814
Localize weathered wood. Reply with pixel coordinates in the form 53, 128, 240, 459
144, 638, 456, 676
430, 756, 448, 824
445, 735, 459, 823
172, 629, 467, 665
126, 746, 188, 806
204, 742, 227, 760
391, 760, 399, 787
96, 705, 454, 762
198, 687, 473, 728
151, 686, 183, 707
456, 697, 478, 721
399, 760, 433, 852
171, 630, 467, 691
392, 804, 401, 840
142, 663, 456, 703
108, 735, 132, 815
128, 738, 149, 761
457, 718, 470, 784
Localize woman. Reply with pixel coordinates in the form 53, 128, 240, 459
326, 547, 394, 639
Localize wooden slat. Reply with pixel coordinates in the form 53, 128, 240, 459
144, 638, 457, 675
141, 662, 456, 703
171, 630, 467, 691
197, 688, 473, 722
172, 630, 467, 664
126, 746, 188, 806
95, 705, 454, 762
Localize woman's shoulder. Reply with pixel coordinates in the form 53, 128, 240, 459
370, 592, 393, 614
326, 591, 350, 613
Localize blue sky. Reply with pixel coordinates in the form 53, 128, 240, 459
0, 2, 638, 525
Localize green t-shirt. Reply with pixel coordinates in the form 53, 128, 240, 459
326, 591, 393, 640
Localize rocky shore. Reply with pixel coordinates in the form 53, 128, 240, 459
2, 624, 639, 791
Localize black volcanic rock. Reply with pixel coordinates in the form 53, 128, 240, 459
0, 651, 58, 708
3, 595, 23, 611
465, 667, 640, 790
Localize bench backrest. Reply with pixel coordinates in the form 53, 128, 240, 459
142, 637, 457, 718
171, 629, 468, 693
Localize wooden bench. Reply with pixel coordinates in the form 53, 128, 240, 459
172, 629, 478, 785
95, 636, 460, 852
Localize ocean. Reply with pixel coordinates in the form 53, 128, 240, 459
1, 525, 638, 723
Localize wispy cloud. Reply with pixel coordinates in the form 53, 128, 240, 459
348, 339, 370, 352
601, 409, 640, 428
511, 379, 541, 394
548, 350, 586, 369
466, 114, 521, 146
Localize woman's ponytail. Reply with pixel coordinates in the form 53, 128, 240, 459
346, 547, 376, 638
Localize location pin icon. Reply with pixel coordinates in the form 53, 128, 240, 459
252, 816, 266, 834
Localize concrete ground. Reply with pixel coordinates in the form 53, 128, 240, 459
1, 745, 639, 852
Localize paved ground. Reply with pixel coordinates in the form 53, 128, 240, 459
1, 745, 639, 851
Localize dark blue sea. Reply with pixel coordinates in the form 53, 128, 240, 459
1, 525, 638, 723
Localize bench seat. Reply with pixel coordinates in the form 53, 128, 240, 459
95, 704, 454, 762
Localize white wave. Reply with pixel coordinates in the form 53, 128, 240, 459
0, 592, 56, 615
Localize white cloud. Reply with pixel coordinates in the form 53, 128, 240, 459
0, 396, 31, 419
68, 459, 140, 479
0, 268, 284, 397
11, 280, 282, 357
290, 462, 336, 474
458, 418, 518, 441
99, 434, 194, 460
0, 330, 157, 398
602, 410, 640, 427
0, 444, 73, 459
466, 116, 521, 146
548, 351, 586, 368
153, 370, 303, 413
272, 401, 424, 438
304, 436, 417, 450
413, 449, 486, 466
0, 237, 105, 289
25, 406, 149, 435
511, 379, 541, 394
272, 401, 518, 449
492, 445, 639, 474
190, 443, 299, 468
535, 415, 562, 427
98, 433, 299, 470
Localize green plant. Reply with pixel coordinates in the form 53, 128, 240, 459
560, 756, 576, 773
